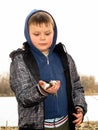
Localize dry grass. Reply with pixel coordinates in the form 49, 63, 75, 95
0, 127, 18, 130
76, 121, 98, 130
0, 122, 98, 130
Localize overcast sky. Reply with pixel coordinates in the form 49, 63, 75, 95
0, 0, 98, 81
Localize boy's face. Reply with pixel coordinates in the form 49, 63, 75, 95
29, 23, 54, 54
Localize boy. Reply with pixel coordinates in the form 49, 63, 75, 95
10, 9, 87, 130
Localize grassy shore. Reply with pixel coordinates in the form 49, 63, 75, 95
76, 121, 98, 130
0, 122, 98, 130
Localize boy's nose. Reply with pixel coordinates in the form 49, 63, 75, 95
40, 34, 45, 40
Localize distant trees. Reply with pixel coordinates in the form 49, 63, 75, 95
0, 73, 14, 96
0, 73, 98, 96
81, 75, 98, 95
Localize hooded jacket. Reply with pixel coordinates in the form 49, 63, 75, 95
9, 9, 87, 130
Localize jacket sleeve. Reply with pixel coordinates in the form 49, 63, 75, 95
10, 53, 46, 107
67, 54, 87, 115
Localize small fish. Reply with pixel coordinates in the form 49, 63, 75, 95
45, 80, 57, 90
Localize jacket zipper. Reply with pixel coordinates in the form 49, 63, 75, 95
46, 55, 49, 64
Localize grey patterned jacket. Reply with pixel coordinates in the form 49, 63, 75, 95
9, 42, 87, 130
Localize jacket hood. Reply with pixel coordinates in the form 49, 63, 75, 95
24, 9, 57, 54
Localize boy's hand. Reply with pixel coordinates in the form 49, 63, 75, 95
39, 80, 60, 95
72, 108, 83, 127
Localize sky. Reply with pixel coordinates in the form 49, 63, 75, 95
0, 0, 98, 81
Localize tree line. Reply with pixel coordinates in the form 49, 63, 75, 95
0, 73, 98, 96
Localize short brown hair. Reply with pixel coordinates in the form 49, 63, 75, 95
28, 11, 54, 28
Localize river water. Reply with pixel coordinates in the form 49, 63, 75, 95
0, 96, 98, 126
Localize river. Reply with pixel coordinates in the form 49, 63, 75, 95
0, 96, 98, 126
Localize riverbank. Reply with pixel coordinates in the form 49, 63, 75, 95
0, 122, 98, 130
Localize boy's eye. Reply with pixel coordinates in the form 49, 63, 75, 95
45, 32, 51, 35
33, 33, 39, 36
45, 33, 50, 35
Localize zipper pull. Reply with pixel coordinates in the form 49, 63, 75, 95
46, 56, 49, 64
